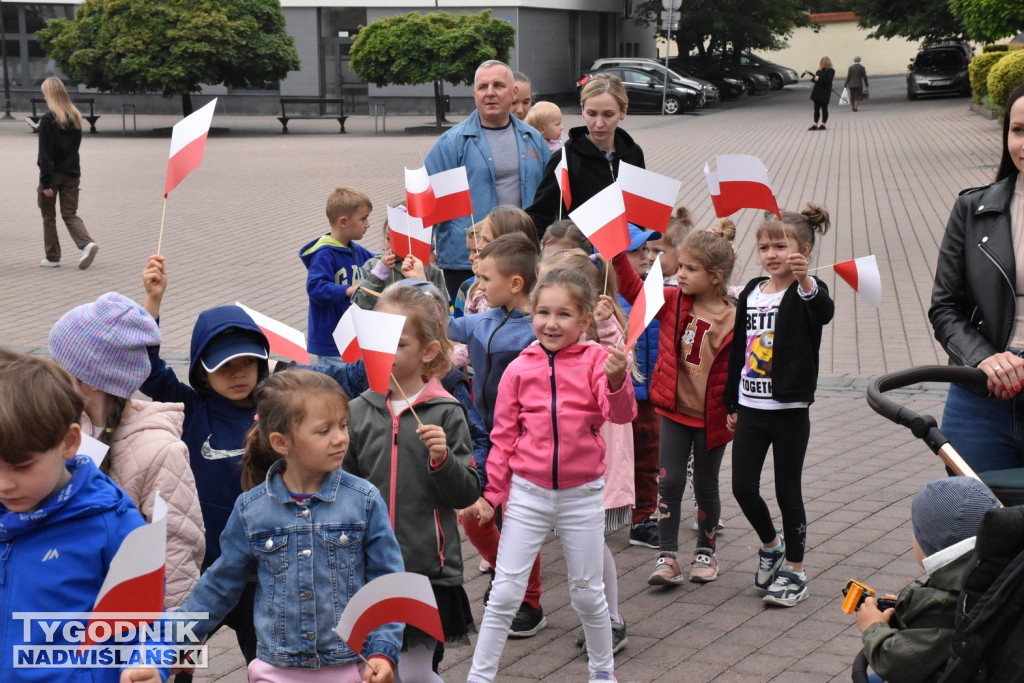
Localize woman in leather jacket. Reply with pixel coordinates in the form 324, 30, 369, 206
928, 83, 1024, 472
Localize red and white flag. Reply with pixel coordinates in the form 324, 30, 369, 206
556, 152, 572, 211
833, 255, 882, 308
703, 154, 781, 219
569, 183, 630, 260
617, 161, 681, 232
236, 302, 310, 365
625, 256, 666, 353
80, 493, 167, 652
387, 204, 432, 264
334, 572, 443, 656
405, 166, 436, 220
333, 308, 361, 364
164, 98, 218, 197
424, 167, 473, 225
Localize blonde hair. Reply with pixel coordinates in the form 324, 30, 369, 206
378, 283, 452, 379
531, 268, 594, 320
819, 56, 833, 70
756, 204, 831, 257
326, 186, 372, 225
485, 205, 540, 250
41, 77, 82, 131
580, 73, 628, 112
540, 248, 628, 336
678, 219, 737, 298
525, 101, 560, 132
480, 232, 540, 293
541, 220, 591, 253
663, 206, 695, 249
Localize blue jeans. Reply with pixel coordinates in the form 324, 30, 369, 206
314, 354, 344, 368
941, 383, 1024, 472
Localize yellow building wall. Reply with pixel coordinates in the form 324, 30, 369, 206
767, 19, 922, 78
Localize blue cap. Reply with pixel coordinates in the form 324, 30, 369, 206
628, 223, 662, 252
201, 328, 269, 373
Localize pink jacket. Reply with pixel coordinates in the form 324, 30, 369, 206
484, 341, 637, 507
595, 316, 635, 512
84, 400, 205, 609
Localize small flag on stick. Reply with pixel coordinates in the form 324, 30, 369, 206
832, 255, 882, 308
617, 161, 682, 232
387, 205, 432, 264
236, 303, 310, 365
424, 167, 473, 225
332, 307, 406, 393
556, 152, 572, 212
625, 256, 666, 353
569, 183, 631, 260
164, 99, 218, 198
334, 572, 443, 657
703, 154, 781, 219
404, 166, 436, 220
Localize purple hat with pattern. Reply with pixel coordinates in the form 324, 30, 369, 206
49, 292, 161, 399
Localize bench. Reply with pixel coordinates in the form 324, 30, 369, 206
29, 98, 100, 133
278, 97, 347, 133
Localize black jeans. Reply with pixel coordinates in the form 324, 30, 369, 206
656, 417, 726, 553
731, 406, 810, 564
813, 102, 829, 124
443, 268, 474, 304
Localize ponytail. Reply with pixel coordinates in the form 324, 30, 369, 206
97, 394, 127, 474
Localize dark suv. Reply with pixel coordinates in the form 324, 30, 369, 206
906, 46, 971, 100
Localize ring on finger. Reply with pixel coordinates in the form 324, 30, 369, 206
994, 365, 1003, 373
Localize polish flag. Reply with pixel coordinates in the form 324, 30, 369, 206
405, 166, 436, 219
625, 256, 666, 353
424, 167, 473, 225
80, 493, 167, 653
236, 302, 310, 365
387, 204, 432, 264
333, 308, 361, 363
569, 182, 630, 260
335, 572, 443, 656
345, 307, 406, 394
617, 161, 681, 232
833, 255, 882, 308
555, 152, 572, 211
703, 154, 781, 219
164, 98, 218, 197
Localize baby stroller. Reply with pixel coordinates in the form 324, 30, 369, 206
850, 366, 1024, 682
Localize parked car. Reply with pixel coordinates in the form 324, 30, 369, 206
674, 63, 745, 100
588, 58, 719, 103
906, 45, 971, 100
691, 51, 798, 90
577, 67, 704, 114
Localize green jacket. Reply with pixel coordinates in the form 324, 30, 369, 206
862, 546, 969, 683
345, 378, 480, 587
350, 255, 449, 312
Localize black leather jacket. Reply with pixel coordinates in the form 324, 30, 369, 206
929, 174, 1019, 368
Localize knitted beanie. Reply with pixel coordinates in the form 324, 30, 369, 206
49, 292, 161, 399
911, 477, 1000, 557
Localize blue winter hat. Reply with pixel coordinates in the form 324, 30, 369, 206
912, 477, 1000, 557
628, 223, 662, 252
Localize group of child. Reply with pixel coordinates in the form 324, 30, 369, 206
1, 176, 993, 683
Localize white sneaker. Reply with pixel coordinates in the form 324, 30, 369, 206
78, 242, 98, 270
40, 259, 60, 268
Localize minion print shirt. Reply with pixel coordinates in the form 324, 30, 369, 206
738, 284, 809, 410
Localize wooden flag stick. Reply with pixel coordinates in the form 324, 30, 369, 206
390, 372, 424, 426
405, 211, 413, 258
156, 196, 168, 256
470, 212, 479, 256
603, 260, 610, 297
355, 653, 379, 676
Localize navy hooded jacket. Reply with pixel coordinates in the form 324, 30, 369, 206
142, 305, 269, 564
299, 235, 374, 357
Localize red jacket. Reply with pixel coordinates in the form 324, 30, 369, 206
484, 341, 637, 507
613, 252, 733, 450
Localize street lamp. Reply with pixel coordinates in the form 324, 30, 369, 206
0, 0, 15, 120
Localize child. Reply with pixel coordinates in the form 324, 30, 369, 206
615, 224, 737, 585
856, 477, 999, 683
49, 292, 204, 609
145, 370, 404, 683
344, 283, 481, 681
299, 186, 375, 365
464, 268, 636, 683
141, 254, 270, 663
450, 233, 550, 637
649, 206, 694, 285
723, 204, 835, 606
456, 207, 539, 321
351, 204, 448, 312
525, 101, 564, 152
453, 220, 489, 320
540, 219, 591, 254
0, 350, 154, 683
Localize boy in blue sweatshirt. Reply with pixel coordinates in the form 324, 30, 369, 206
299, 186, 374, 365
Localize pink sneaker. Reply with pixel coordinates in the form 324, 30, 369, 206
689, 548, 718, 582
648, 556, 684, 586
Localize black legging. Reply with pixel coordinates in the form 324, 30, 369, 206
813, 102, 829, 125
656, 417, 726, 554
730, 406, 810, 564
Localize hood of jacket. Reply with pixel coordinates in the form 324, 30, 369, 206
298, 234, 358, 270
187, 305, 270, 389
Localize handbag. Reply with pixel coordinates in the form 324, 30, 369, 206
838, 87, 850, 106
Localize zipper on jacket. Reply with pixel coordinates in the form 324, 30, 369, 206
480, 307, 516, 423
387, 401, 400, 531
978, 241, 1017, 355
434, 510, 445, 570
547, 349, 560, 489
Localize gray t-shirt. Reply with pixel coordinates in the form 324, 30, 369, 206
483, 122, 521, 207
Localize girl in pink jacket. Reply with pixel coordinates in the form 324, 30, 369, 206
464, 268, 636, 683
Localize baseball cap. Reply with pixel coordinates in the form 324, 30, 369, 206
201, 328, 269, 373
628, 223, 662, 252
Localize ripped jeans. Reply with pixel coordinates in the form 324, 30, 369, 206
468, 474, 612, 682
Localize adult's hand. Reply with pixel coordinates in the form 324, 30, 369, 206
979, 351, 1024, 399
42, 188, 54, 198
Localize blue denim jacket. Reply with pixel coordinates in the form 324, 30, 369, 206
176, 460, 404, 669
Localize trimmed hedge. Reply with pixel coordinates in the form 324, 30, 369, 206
970, 52, 1007, 104
988, 50, 1024, 113
983, 44, 1009, 53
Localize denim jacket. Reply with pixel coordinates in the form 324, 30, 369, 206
176, 460, 404, 669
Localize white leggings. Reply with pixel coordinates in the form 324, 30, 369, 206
468, 474, 613, 682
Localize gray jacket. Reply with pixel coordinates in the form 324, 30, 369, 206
845, 63, 868, 89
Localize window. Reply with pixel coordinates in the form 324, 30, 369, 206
1, 3, 75, 88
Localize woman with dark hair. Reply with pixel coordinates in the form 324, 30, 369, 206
929, 83, 1024, 472
808, 57, 834, 131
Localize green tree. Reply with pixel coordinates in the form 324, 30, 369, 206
845, 0, 965, 41
37, 0, 300, 116
949, 0, 1024, 43
349, 10, 515, 129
